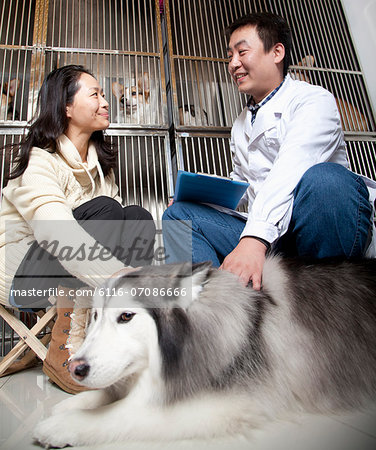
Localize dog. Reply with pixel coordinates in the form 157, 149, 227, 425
0, 78, 20, 120
112, 72, 150, 124
179, 103, 208, 126
34, 256, 376, 448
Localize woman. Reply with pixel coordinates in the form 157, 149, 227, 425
0, 65, 155, 392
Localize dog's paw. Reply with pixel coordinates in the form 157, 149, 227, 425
34, 413, 80, 448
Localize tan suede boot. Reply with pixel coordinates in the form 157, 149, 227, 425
43, 287, 89, 394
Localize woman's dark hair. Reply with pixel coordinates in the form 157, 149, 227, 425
225, 12, 292, 77
8, 64, 117, 179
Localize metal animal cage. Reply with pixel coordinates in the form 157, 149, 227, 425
166, 0, 375, 178
1, 0, 376, 356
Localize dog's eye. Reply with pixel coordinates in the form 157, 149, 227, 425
117, 312, 135, 323
93, 311, 98, 321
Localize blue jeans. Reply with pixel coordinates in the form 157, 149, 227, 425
162, 163, 373, 265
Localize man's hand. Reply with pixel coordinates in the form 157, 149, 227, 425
220, 237, 267, 290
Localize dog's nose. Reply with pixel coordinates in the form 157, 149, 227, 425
69, 359, 90, 381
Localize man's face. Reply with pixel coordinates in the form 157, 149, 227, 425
227, 25, 284, 103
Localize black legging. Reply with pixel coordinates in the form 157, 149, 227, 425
11, 196, 156, 308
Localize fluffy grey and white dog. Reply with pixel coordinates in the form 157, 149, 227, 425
34, 256, 376, 448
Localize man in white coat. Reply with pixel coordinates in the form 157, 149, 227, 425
163, 12, 375, 289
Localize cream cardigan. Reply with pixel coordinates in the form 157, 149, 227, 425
0, 134, 125, 305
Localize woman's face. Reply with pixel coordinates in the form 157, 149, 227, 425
66, 73, 109, 135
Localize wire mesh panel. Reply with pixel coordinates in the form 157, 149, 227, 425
166, 0, 376, 187
46, 0, 159, 52
174, 131, 247, 214
1, 0, 167, 126
176, 132, 376, 182
0, 49, 34, 123
167, 0, 245, 128
107, 131, 172, 220
1, 309, 17, 358
45, 0, 167, 127
0, 129, 24, 201
346, 139, 376, 181
166, 0, 375, 135
176, 131, 233, 176
0, 0, 35, 123
173, 57, 243, 128
0, 309, 42, 359
0, 128, 172, 220
41, 51, 165, 126
274, 0, 375, 133
107, 130, 172, 267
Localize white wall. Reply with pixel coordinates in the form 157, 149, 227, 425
341, 0, 376, 115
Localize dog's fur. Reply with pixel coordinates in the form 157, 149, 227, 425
34, 256, 376, 447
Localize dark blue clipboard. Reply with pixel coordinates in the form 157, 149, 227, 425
173, 170, 249, 210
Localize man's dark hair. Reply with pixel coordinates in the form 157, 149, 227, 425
225, 12, 291, 77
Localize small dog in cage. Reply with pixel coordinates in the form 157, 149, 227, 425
112, 72, 151, 124
179, 103, 208, 126
34, 256, 376, 447
0, 78, 20, 121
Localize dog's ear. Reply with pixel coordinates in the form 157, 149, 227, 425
301, 55, 315, 67
294, 55, 315, 83
141, 72, 149, 91
112, 81, 124, 99
185, 261, 212, 302
191, 261, 212, 287
189, 261, 212, 302
140, 72, 150, 101
172, 262, 212, 307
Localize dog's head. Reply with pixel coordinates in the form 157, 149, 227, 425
112, 72, 150, 111
69, 262, 212, 390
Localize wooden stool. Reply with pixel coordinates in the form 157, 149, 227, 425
0, 304, 57, 376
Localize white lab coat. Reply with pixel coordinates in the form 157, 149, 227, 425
230, 75, 376, 256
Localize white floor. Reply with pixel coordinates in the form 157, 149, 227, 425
1, 366, 376, 450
